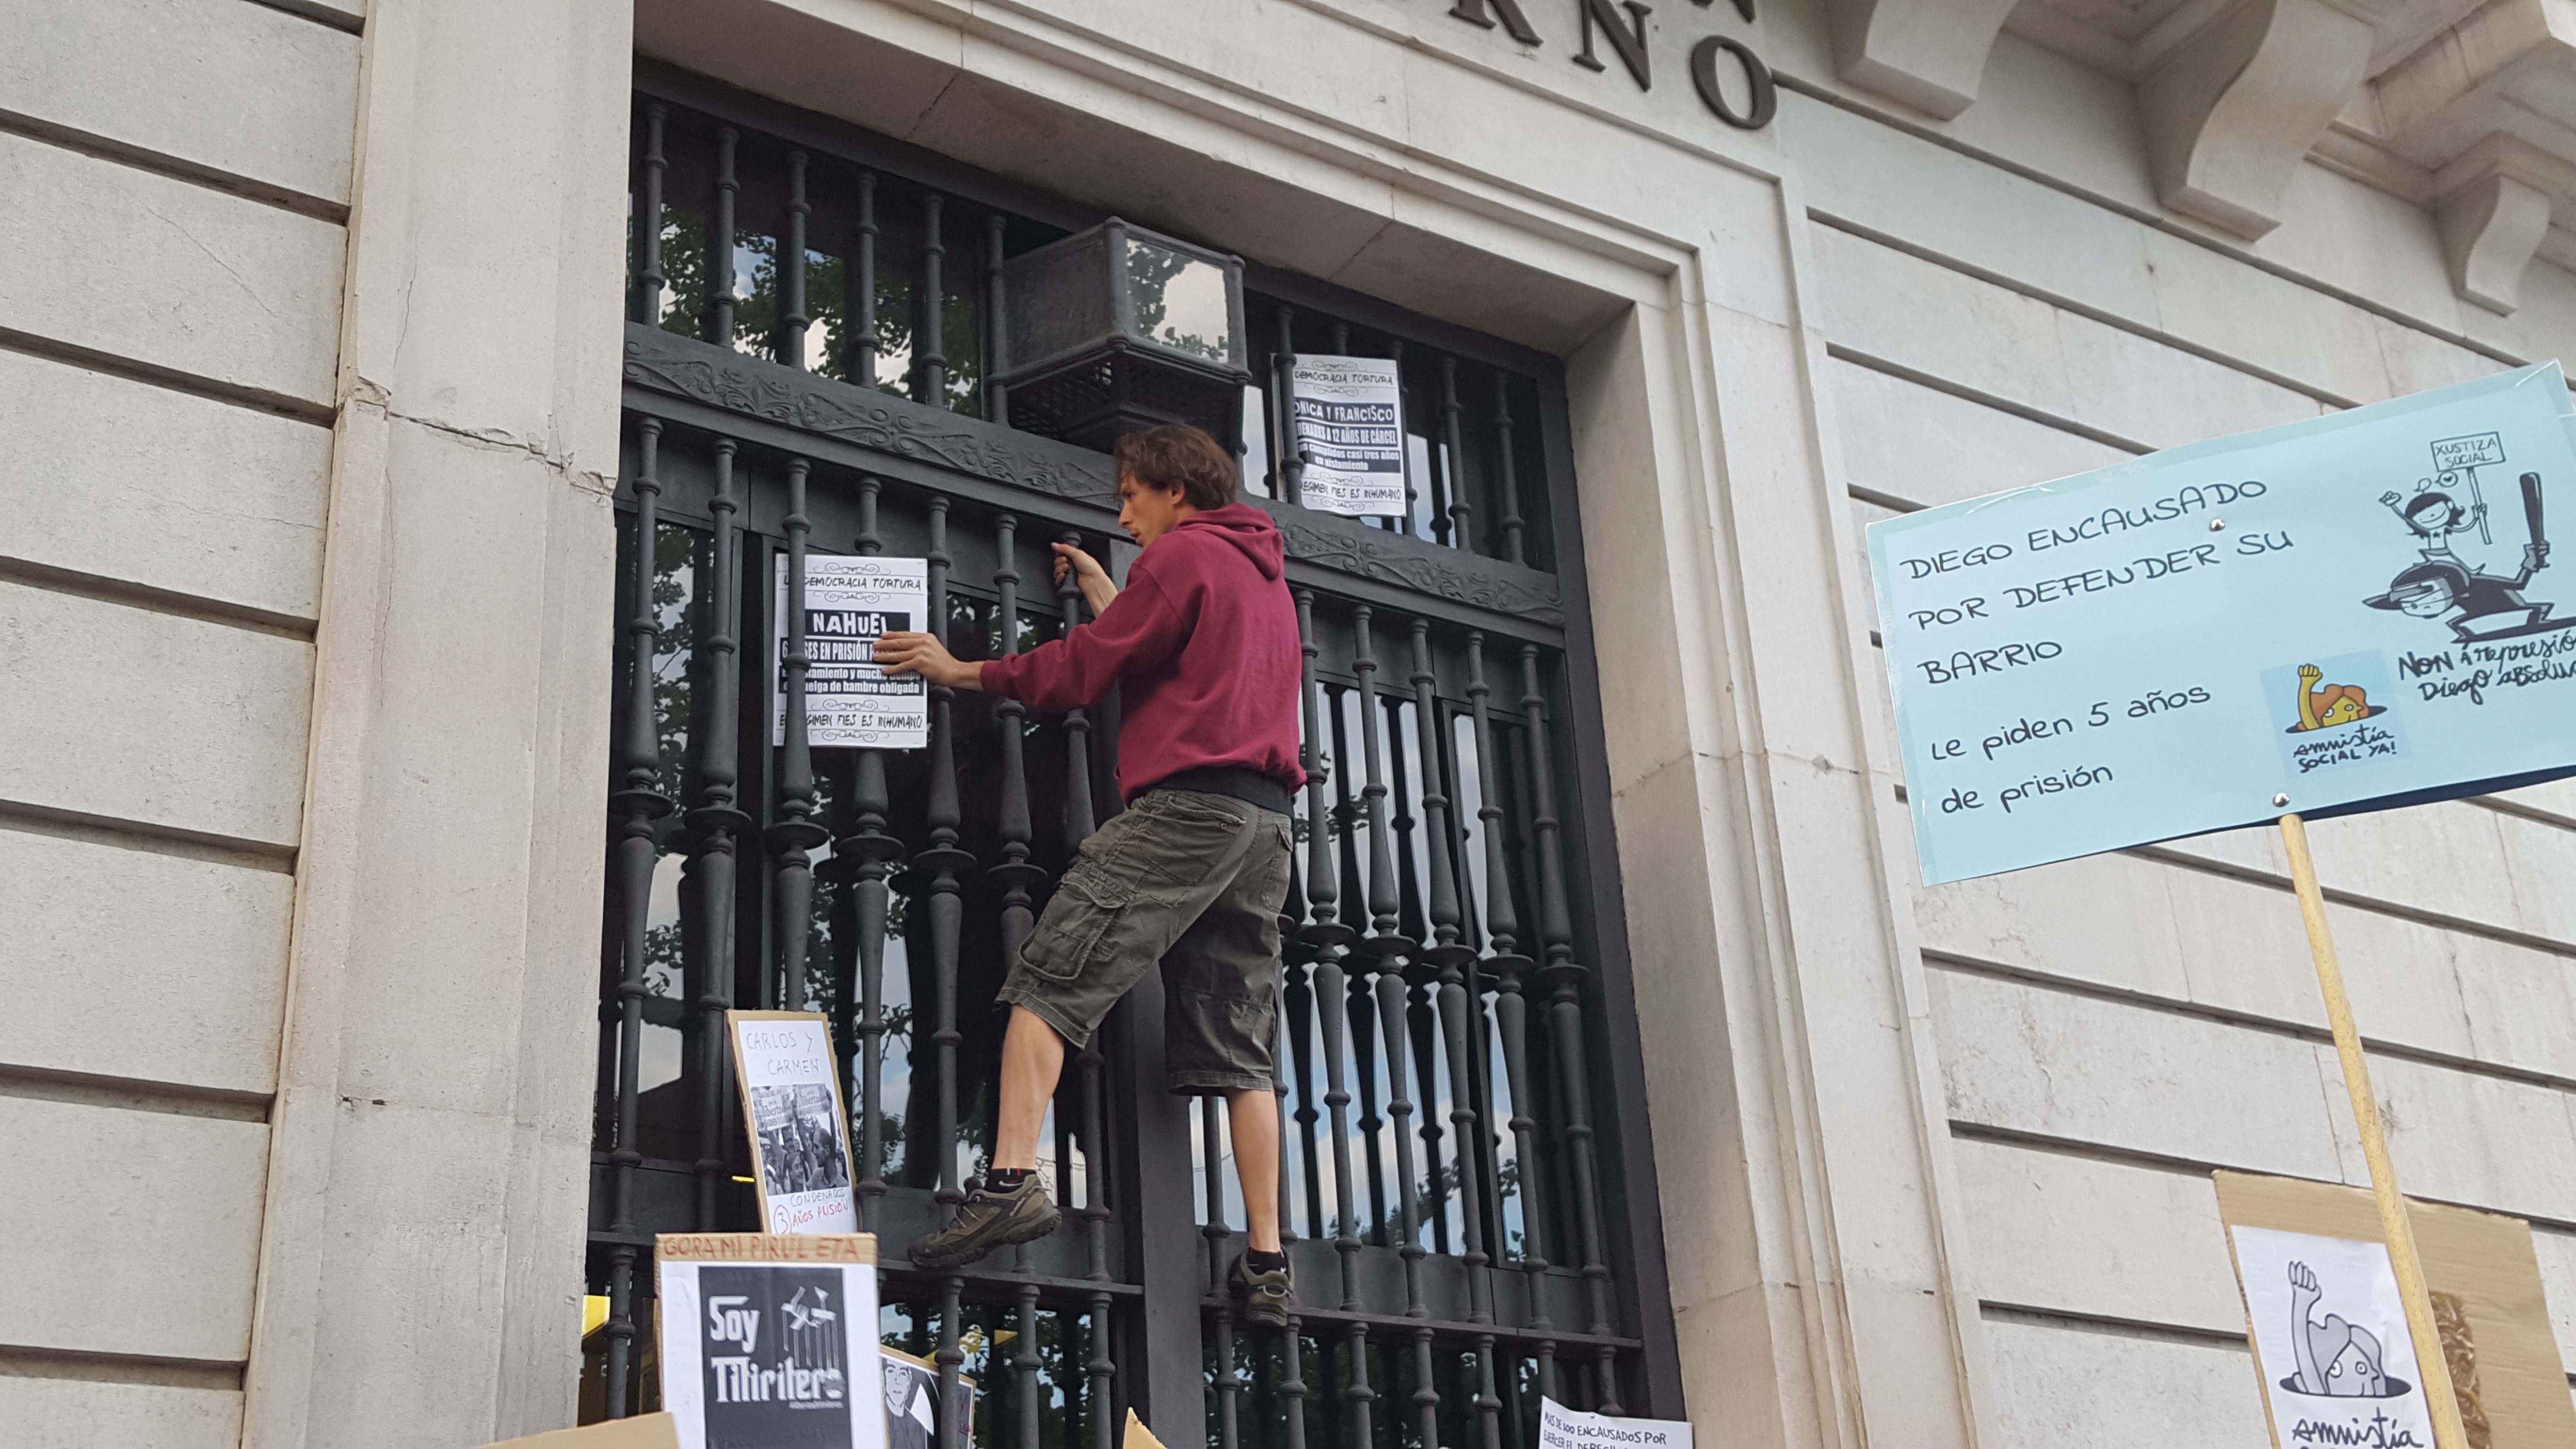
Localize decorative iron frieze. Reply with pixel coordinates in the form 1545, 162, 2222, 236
1272, 515, 1565, 627
623, 326, 1117, 502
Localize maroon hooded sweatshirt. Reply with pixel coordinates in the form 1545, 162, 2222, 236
978, 502, 1306, 802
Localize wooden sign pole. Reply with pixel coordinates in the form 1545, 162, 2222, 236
2277, 812, 2468, 1449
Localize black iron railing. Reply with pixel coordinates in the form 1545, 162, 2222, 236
585, 72, 1677, 1448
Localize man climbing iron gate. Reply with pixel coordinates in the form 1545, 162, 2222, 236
583, 74, 1682, 1448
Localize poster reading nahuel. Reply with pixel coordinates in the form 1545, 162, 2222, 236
1289, 355, 1407, 517
773, 555, 930, 749
655, 1235, 883, 1449
728, 1012, 860, 1235
2229, 1225, 2438, 1449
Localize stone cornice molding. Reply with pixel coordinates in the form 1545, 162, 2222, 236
2434, 133, 2576, 311
2141, 0, 2399, 240
1822, 0, 2027, 118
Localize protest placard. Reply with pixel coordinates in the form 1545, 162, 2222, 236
656, 1234, 883, 1449
1867, 362, 2576, 887
1537, 1396, 1692, 1449
728, 1012, 860, 1235
1288, 355, 1407, 517
773, 555, 930, 750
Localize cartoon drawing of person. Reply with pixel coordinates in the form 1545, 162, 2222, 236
2289, 664, 2379, 732
2367, 471, 2576, 641
2287, 1261, 2391, 1398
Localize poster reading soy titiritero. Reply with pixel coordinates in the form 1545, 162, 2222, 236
773, 555, 930, 750
1868, 363, 2576, 885
656, 1233, 884, 1449
1289, 355, 1407, 517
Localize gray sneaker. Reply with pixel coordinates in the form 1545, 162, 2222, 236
1230, 1254, 1294, 1328
909, 1175, 1061, 1269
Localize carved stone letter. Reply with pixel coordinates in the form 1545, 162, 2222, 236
1822, 0, 2022, 119
2140, 0, 2385, 240
1574, 0, 1653, 90
1449, 0, 1544, 46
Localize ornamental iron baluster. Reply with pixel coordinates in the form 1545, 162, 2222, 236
1389, 338, 1416, 537
845, 478, 902, 1225
1277, 1315, 1310, 1449
1520, 644, 1620, 1412
1055, 530, 1116, 1449
1015, 1280, 1043, 1449
1493, 373, 1525, 565
1341, 1323, 1376, 1449
1439, 356, 1471, 553
989, 514, 1042, 975
782, 150, 810, 367
1466, 636, 1548, 1332
1406, 970, 1447, 1257
771, 458, 829, 1010
633, 103, 667, 324
603, 418, 676, 1416
1413, 622, 1493, 1323
922, 498, 974, 1448
919, 193, 948, 406
853, 172, 879, 389
1283, 949, 1322, 1243
708, 127, 738, 347
689, 437, 751, 1228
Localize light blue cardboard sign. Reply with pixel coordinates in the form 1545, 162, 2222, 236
1867, 363, 2576, 886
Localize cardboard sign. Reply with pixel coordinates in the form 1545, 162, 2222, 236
879, 1344, 974, 1449
1289, 355, 1407, 516
2214, 1172, 2576, 1449
772, 555, 930, 749
480, 1414, 681, 1449
655, 1234, 883, 1449
729, 1012, 860, 1235
1537, 1397, 1693, 1449
1868, 363, 2576, 884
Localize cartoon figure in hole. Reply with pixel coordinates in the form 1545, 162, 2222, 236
2287, 664, 2384, 733
2367, 471, 2576, 642
2286, 1260, 2393, 1398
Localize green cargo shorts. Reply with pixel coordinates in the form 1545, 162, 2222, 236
998, 788, 1293, 1095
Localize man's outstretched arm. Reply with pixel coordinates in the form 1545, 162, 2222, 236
877, 560, 1185, 707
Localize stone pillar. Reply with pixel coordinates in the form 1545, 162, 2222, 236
239, 1, 633, 1445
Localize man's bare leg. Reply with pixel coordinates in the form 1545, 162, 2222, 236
1227, 1087, 1282, 1253
993, 1004, 1066, 1172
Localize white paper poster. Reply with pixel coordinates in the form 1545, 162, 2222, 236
730, 1013, 860, 1234
1289, 354, 1407, 517
2230, 1224, 2438, 1448
656, 1254, 884, 1449
773, 554, 930, 749
1538, 1397, 1692, 1449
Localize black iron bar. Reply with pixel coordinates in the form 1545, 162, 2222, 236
690, 437, 751, 1228
1275, 305, 1304, 505
985, 212, 1009, 422
771, 458, 829, 1009
989, 513, 1041, 975
1277, 1313, 1311, 1449
1493, 374, 1525, 565
1205, 1098, 1243, 1449
1406, 970, 1447, 1257
1284, 950, 1322, 1243
847, 477, 901, 1227
634, 103, 666, 325
782, 150, 810, 368
1520, 644, 1619, 1412
922, 498, 975, 1447
1466, 637, 1547, 1335
709, 127, 738, 347
1054, 529, 1115, 1449
1014, 1286, 1042, 1449
1413, 621, 1493, 1322
603, 418, 676, 1416
1439, 356, 1472, 554
854, 172, 879, 388
919, 193, 948, 406
1341, 1323, 1376, 1449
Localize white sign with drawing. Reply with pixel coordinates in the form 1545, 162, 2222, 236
2229, 1224, 2437, 1448
730, 1013, 860, 1235
773, 555, 930, 749
1289, 354, 1407, 517
1538, 1397, 1692, 1449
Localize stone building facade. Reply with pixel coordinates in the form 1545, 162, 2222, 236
4, 0, 2575, 1446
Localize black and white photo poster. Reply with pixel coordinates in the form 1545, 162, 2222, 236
1288, 355, 1406, 517
728, 1012, 860, 1235
656, 1233, 883, 1449
773, 555, 930, 749
2229, 1225, 2437, 1449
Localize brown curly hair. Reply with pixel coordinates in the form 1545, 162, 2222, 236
1112, 424, 1238, 512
